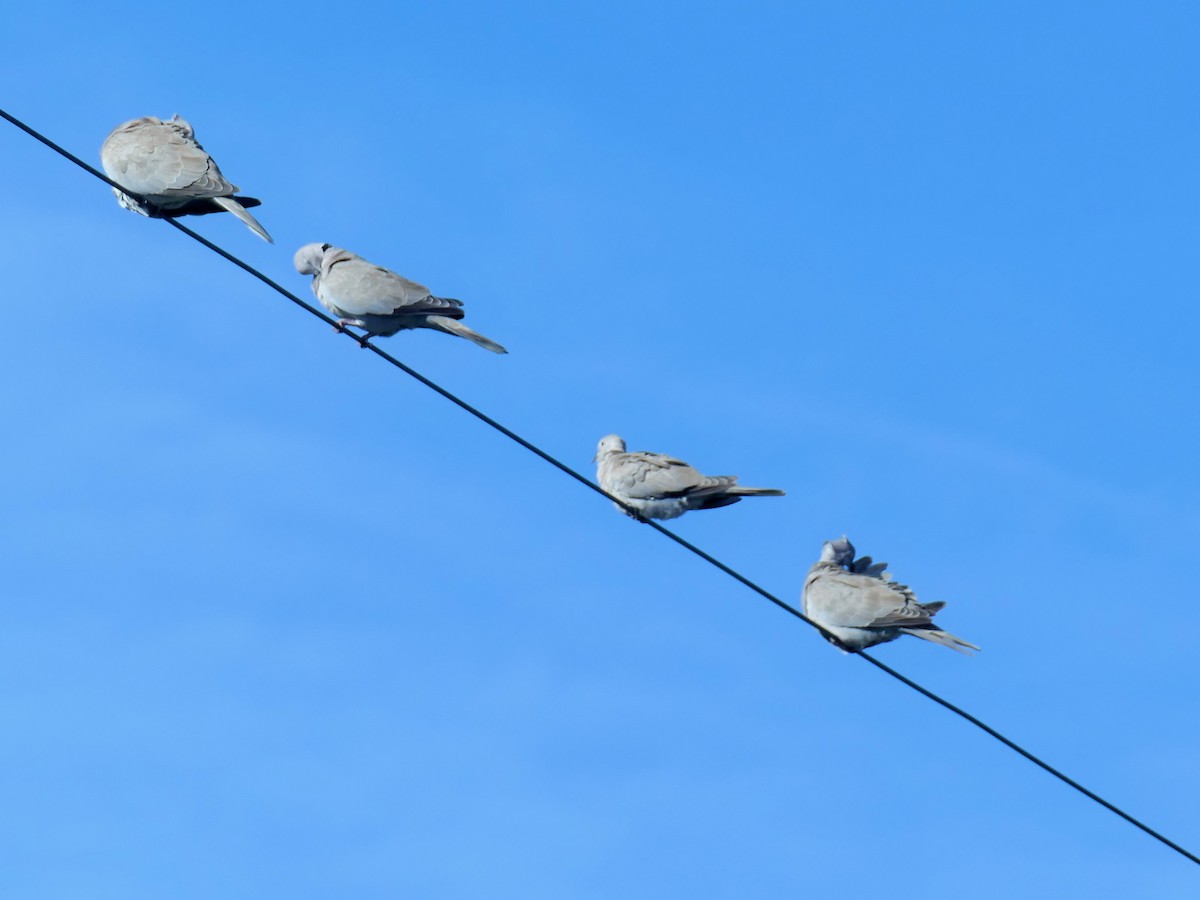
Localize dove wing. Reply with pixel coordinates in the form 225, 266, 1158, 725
805, 569, 930, 630
320, 260, 464, 318
107, 124, 236, 199
613, 452, 711, 500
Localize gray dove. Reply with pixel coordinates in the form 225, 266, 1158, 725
801, 536, 979, 654
100, 115, 272, 242
293, 243, 507, 353
594, 434, 784, 521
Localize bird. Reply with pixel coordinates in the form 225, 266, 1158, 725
293, 243, 507, 353
100, 115, 272, 242
801, 535, 979, 654
594, 434, 785, 521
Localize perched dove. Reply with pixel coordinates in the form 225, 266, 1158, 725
100, 115, 272, 242
293, 243, 507, 353
594, 434, 785, 521
801, 536, 979, 654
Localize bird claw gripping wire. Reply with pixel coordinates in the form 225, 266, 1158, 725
332, 319, 371, 349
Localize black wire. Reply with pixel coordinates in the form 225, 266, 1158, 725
5, 105, 1197, 868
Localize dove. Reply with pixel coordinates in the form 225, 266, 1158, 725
100, 115, 272, 242
293, 243, 507, 353
801, 536, 979, 654
594, 434, 785, 521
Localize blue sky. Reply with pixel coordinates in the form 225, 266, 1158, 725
2, 2, 1198, 896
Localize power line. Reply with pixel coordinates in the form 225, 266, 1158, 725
4, 105, 1196, 868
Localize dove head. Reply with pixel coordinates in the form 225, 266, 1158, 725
166, 114, 194, 138
594, 434, 627, 461
820, 535, 856, 567
294, 242, 333, 276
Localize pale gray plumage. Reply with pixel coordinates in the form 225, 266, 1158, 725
100, 115, 272, 242
594, 434, 784, 521
292, 243, 507, 353
801, 536, 979, 654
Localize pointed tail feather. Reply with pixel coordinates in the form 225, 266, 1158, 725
727, 486, 786, 497
225, 194, 263, 211
901, 627, 980, 655
426, 315, 508, 354
212, 195, 273, 243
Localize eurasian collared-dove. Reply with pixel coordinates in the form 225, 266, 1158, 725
594, 434, 785, 521
100, 115, 272, 243
801, 536, 979, 654
293, 243, 507, 353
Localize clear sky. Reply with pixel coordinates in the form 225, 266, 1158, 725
2, 2, 1198, 896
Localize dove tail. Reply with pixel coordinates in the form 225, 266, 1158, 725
426, 315, 508, 354
900, 626, 980, 655
211, 195, 274, 243
726, 486, 786, 497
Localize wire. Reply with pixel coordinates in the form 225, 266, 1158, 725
4, 105, 1197, 868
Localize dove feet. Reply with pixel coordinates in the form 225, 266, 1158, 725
333, 319, 372, 348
